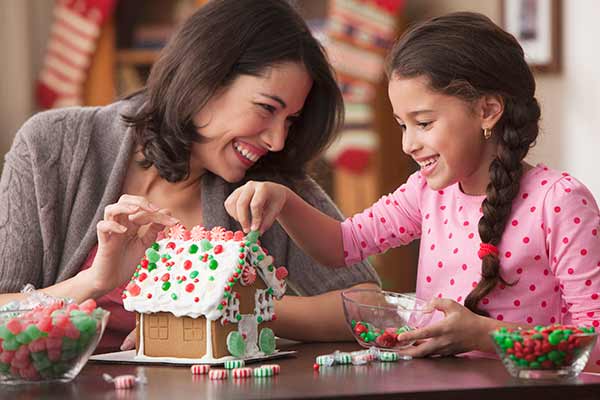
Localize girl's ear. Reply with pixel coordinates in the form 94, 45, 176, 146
479, 94, 504, 129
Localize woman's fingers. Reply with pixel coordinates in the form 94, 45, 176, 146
224, 188, 242, 222
235, 184, 256, 233
96, 220, 128, 244
128, 209, 179, 227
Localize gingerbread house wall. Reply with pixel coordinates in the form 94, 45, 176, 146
136, 278, 273, 359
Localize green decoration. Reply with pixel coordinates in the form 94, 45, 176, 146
151, 242, 160, 251
190, 270, 199, 279
247, 230, 260, 244
226, 331, 246, 358
258, 328, 276, 355
162, 282, 171, 291
209, 259, 219, 270
200, 238, 213, 252
148, 262, 157, 272
146, 248, 160, 263
189, 244, 199, 254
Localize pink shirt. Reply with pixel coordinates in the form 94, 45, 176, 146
80, 245, 135, 354
341, 164, 600, 367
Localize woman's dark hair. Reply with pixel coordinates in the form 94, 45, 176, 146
123, 0, 343, 182
387, 12, 541, 316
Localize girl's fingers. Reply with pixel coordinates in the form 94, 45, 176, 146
120, 329, 136, 351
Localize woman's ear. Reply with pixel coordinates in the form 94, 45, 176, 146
479, 94, 504, 128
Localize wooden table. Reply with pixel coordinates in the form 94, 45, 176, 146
4, 341, 600, 400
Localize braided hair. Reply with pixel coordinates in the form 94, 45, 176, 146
386, 12, 541, 316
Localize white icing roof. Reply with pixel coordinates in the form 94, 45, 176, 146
122, 226, 287, 320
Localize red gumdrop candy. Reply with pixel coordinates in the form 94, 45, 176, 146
47, 349, 61, 362
0, 350, 15, 364
376, 332, 397, 348
21, 364, 40, 380
14, 345, 30, 362
354, 323, 368, 335
53, 314, 69, 329
275, 267, 288, 280
36, 316, 53, 333
11, 356, 31, 370
28, 338, 47, 353
233, 231, 245, 241
66, 303, 79, 313
46, 337, 62, 351
79, 299, 97, 314
64, 323, 81, 340
48, 325, 65, 339
6, 318, 23, 335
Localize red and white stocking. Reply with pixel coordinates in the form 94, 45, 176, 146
36, 0, 117, 109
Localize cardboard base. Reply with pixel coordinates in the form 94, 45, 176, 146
89, 349, 296, 366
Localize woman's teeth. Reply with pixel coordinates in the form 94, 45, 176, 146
234, 142, 260, 162
417, 157, 439, 168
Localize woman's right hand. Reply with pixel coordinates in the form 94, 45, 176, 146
225, 181, 290, 234
88, 195, 179, 294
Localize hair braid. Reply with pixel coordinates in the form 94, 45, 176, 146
464, 98, 540, 316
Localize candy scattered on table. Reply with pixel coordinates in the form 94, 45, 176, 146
351, 319, 413, 349
314, 347, 411, 370
0, 299, 108, 382
209, 369, 228, 380
190, 364, 211, 375
224, 359, 245, 369
231, 367, 253, 379
491, 324, 597, 370
103, 372, 147, 390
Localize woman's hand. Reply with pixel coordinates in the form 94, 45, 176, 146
395, 298, 493, 357
87, 195, 179, 294
225, 181, 290, 234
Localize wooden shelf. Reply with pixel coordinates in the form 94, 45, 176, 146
116, 49, 161, 65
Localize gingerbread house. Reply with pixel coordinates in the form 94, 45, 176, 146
122, 225, 287, 362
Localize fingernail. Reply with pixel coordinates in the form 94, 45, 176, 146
149, 203, 160, 211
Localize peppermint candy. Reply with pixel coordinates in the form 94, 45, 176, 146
232, 367, 253, 378
190, 364, 211, 375
209, 369, 228, 380
241, 266, 257, 286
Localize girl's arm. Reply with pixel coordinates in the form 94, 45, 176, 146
271, 282, 379, 341
225, 181, 345, 267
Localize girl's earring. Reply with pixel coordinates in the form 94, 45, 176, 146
483, 128, 492, 140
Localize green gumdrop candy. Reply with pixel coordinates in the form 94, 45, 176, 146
246, 230, 260, 244
53, 362, 69, 375
25, 324, 44, 341
2, 337, 20, 351
62, 337, 79, 351
33, 356, 52, 371
258, 327, 276, 355
16, 330, 33, 345
61, 349, 79, 361
0, 325, 15, 340
0, 362, 10, 373
145, 248, 160, 263
72, 315, 97, 334
92, 308, 106, 320
200, 238, 213, 252
226, 331, 246, 358
69, 310, 88, 319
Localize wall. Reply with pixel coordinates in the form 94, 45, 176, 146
0, 0, 52, 165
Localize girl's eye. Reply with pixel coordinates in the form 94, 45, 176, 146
418, 121, 432, 129
398, 123, 407, 131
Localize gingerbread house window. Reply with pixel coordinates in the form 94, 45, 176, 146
148, 314, 169, 340
221, 292, 240, 325
183, 317, 203, 341
254, 289, 275, 321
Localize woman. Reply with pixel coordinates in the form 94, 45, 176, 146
0, 0, 379, 353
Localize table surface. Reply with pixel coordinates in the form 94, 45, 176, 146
4, 341, 600, 400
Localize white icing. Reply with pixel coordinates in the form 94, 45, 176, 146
254, 289, 275, 322
238, 315, 259, 355
138, 313, 144, 356
205, 319, 213, 359
221, 291, 240, 325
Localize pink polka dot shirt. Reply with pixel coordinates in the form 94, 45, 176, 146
341, 164, 600, 367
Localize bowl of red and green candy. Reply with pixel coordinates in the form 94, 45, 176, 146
342, 288, 434, 351
0, 299, 109, 384
491, 324, 597, 379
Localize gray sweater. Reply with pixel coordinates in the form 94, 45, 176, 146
0, 98, 379, 296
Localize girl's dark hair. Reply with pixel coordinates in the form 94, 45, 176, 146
123, 0, 343, 182
387, 12, 541, 316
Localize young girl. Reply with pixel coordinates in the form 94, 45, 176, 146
225, 12, 600, 370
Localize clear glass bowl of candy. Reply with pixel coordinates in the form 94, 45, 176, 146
341, 288, 434, 351
490, 324, 598, 379
0, 299, 109, 384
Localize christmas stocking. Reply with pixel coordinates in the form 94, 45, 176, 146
325, 0, 404, 174
36, 0, 117, 109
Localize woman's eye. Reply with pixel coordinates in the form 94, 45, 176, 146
259, 103, 276, 114
286, 115, 300, 126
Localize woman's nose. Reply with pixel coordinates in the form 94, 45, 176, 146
262, 121, 287, 152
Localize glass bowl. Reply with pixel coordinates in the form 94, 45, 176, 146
490, 325, 598, 379
341, 288, 434, 351
0, 301, 109, 384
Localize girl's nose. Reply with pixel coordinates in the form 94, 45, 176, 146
402, 128, 421, 155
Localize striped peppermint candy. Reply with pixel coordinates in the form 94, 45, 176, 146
232, 367, 253, 379
190, 364, 211, 375
209, 369, 228, 380
224, 359, 245, 369
261, 364, 281, 375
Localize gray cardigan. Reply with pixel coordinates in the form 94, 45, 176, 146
0, 99, 379, 296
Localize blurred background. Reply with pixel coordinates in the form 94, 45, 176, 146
1, 0, 599, 293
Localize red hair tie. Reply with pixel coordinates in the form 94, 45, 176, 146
478, 243, 499, 259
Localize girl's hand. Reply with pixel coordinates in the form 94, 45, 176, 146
120, 329, 136, 351
89, 195, 179, 293
225, 181, 290, 234
395, 298, 492, 357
